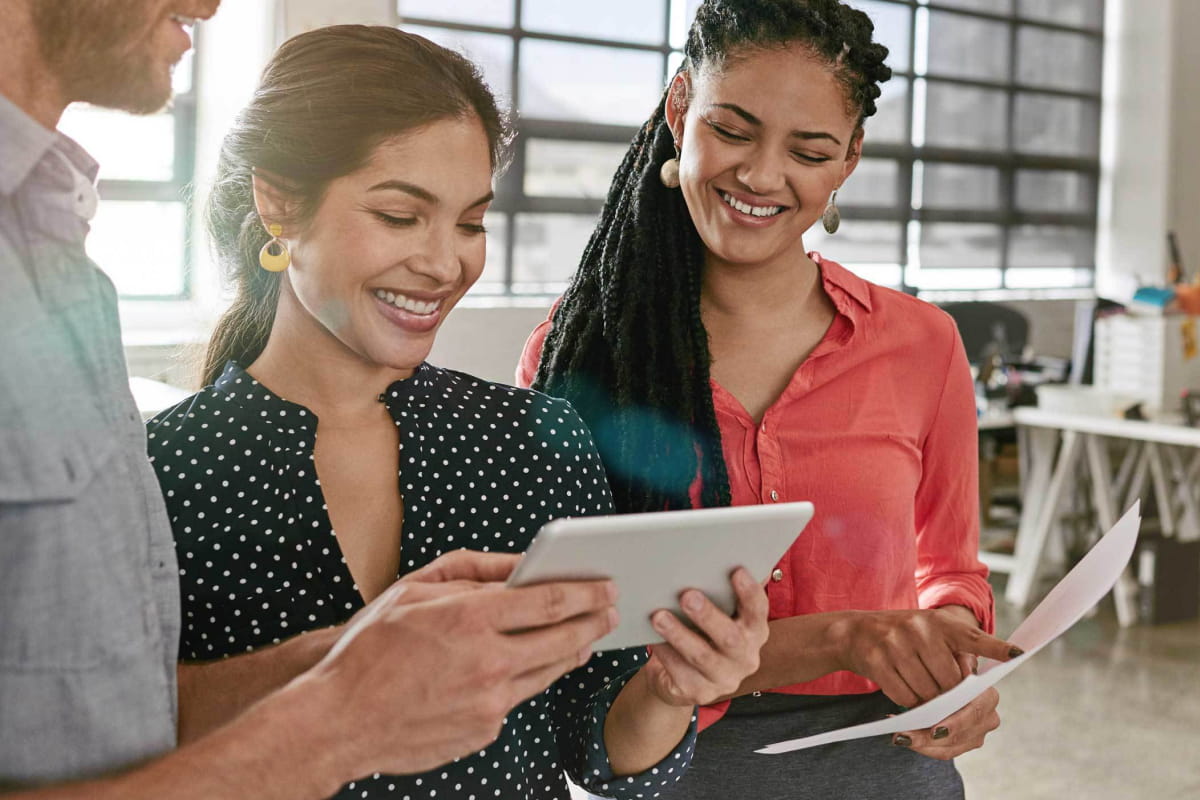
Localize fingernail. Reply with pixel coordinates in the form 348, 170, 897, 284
1008, 646, 1025, 659
892, 735, 912, 747
933, 726, 950, 740
651, 610, 671, 631
605, 581, 618, 602
607, 607, 620, 629
683, 591, 703, 612
733, 567, 752, 588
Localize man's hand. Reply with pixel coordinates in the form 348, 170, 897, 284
309, 574, 618, 779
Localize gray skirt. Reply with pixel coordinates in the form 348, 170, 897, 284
661, 692, 964, 800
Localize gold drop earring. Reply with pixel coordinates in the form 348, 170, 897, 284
258, 223, 291, 272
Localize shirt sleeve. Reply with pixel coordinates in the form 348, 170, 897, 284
543, 398, 698, 798
913, 315, 996, 634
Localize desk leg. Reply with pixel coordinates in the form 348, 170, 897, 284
1084, 434, 1139, 626
1146, 443, 1177, 536
1007, 428, 1081, 608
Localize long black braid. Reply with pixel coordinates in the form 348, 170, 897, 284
532, 0, 892, 514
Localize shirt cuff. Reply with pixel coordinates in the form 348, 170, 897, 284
920, 578, 997, 634
572, 669, 699, 799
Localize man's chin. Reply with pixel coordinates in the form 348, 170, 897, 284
75, 65, 173, 115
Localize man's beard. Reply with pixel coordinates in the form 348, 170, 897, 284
32, 0, 175, 114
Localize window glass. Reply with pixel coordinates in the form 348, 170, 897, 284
1016, 170, 1095, 214
520, 41, 664, 125
523, 0, 667, 45
927, 11, 1010, 82
1017, 27, 1102, 93
867, 77, 909, 144
470, 212, 510, 295
397, 0, 515, 28
931, 0, 1014, 13
1014, 94, 1100, 157
922, 163, 1001, 210
806, 220, 904, 265
854, 1, 913, 73
525, 140, 629, 199
403, 25, 514, 106
512, 213, 598, 292
87, 202, 187, 297
1018, 0, 1103, 29
59, 107, 177, 182
923, 82, 1008, 150
840, 158, 900, 208
1009, 225, 1094, 268
920, 223, 1003, 268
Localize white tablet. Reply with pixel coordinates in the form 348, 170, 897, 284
507, 502, 814, 652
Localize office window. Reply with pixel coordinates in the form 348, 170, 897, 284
402, 0, 1104, 297
58, 50, 198, 299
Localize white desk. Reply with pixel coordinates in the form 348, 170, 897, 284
1006, 406, 1200, 625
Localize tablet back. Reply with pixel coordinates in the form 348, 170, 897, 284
507, 502, 813, 651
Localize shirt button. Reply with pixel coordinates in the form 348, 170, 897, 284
769, 489, 780, 501
771, 568, 784, 582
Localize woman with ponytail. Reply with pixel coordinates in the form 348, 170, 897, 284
147, 24, 771, 800
520, 1, 1017, 796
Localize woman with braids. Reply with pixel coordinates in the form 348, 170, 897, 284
519, 1, 1020, 796
145, 25, 771, 800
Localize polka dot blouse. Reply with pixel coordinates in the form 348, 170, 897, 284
146, 361, 696, 800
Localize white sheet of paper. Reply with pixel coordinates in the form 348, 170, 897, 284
757, 502, 1142, 755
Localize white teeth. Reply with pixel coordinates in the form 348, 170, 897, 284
170, 13, 197, 26
373, 289, 440, 315
720, 191, 783, 218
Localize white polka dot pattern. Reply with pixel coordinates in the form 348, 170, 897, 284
147, 361, 696, 799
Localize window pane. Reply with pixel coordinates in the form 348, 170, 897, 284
920, 222, 1003, 267
806, 220, 903, 265
58, 106, 176, 182
1018, 0, 1103, 29
1006, 267, 1092, 289
1017, 27, 1101, 93
523, 0, 666, 45
927, 11, 1009, 82
854, 1, 912, 73
670, 0, 702, 49
513, 213, 597, 292
397, 0, 514, 28
1014, 94, 1099, 156
172, 49, 194, 96
930, 0, 1013, 13
525, 140, 628, 199
923, 82, 1007, 150
403, 25, 514, 107
1009, 225, 1094, 267
840, 158, 899, 208
520, 41, 664, 125
912, 267, 1003, 290
87, 202, 187, 297
470, 212, 509, 294
867, 77, 909, 144
1016, 169, 1095, 214
922, 163, 1000, 210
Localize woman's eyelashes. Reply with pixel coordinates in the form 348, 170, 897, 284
370, 210, 487, 235
705, 119, 833, 164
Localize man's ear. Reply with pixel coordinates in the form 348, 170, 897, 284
251, 169, 295, 233
664, 71, 692, 147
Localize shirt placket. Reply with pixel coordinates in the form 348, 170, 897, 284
757, 407, 792, 618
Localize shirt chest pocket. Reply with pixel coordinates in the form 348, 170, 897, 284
0, 417, 158, 670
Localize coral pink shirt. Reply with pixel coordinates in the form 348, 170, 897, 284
517, 254, 994, 724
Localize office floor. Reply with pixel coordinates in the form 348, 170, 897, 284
957, 582, 1200, 800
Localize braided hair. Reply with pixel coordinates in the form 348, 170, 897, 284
532, 0, 891, 514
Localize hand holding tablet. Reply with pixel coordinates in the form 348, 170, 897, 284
507, 502, 814, 651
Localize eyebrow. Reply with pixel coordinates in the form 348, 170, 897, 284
711, 103, 843, 146
367, 179, 495, 209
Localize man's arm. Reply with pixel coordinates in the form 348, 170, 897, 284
4, 554, 615, 799
175, 550, 523, 743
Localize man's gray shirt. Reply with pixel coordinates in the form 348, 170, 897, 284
0, 93, 180, 785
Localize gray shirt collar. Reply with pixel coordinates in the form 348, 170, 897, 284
0, 91, 99, 198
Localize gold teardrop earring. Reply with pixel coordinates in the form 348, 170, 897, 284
822, 189, 841, 235
659, 139, 681, 188
258, 223, 290, 272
